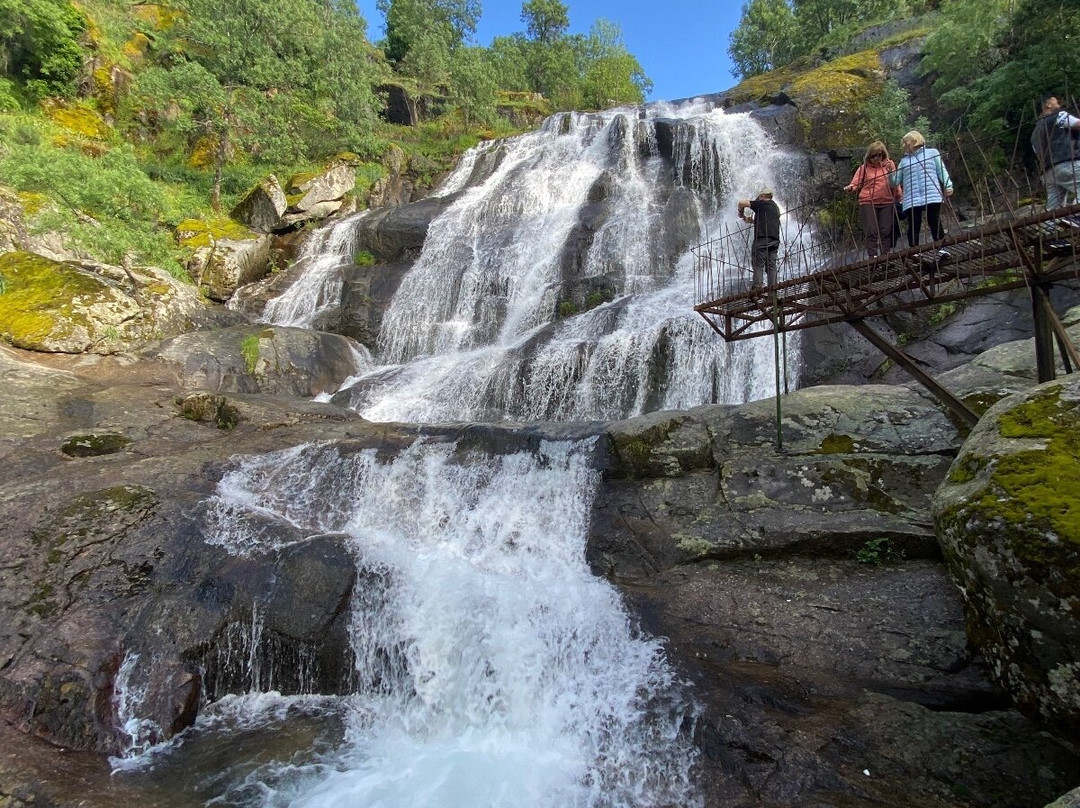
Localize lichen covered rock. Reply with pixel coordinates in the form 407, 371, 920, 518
176, 218, 271, 302
934, 376, 1080, 729
286, 165, 356, 213
0, 251, 205, 354
230, 175, 288, 234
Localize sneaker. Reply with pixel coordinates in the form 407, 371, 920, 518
1046, 239, 1073, 255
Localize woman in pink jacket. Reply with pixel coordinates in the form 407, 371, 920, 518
843, 140, 901, 257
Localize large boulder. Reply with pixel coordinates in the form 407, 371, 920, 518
286, 165, 356, 213
354, 192, 462, 261
0, 251, 204, 354
152, 324, 367, 398
934, 375, 1080, 730
176, 218, 271, 302
593, 384, 962, 576
230, 175, 288, 233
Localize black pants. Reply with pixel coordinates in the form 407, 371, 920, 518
904, 203, 943, 247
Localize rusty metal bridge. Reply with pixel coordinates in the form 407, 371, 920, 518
693, 193, 1080, 428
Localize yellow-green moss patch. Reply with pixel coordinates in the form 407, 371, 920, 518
0, 251, 104, 347
978, 386, 1080, 547
240, 333, 261, 374
42, 99, 110, 140
176, 217, 259, 248
818, 433, 856, 454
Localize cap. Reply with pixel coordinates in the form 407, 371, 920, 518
758, 188, 773, 197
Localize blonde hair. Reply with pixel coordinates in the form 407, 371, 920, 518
864, 140, 890, 163
902, 130, 925, 150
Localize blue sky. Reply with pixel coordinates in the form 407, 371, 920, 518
355, 0, 744, 102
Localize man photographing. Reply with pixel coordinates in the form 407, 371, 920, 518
737, 189, 781, 287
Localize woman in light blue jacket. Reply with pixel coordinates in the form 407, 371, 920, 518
889, 130, 953, 247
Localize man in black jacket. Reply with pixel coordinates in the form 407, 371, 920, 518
737, 189, 781, 287
1031, 94, 1080, 209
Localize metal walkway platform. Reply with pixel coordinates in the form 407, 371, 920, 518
695, 203, 1080, 341
693, 202, 1080, 430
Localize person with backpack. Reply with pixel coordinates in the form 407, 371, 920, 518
1031, 94, 1080, 209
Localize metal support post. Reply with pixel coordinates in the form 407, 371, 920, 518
849, 319, 979, 428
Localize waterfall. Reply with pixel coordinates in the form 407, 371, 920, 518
261, 212, 367, 328
106, 101, 800, 806
327, 100, 801, 423
174, 438, 699, 808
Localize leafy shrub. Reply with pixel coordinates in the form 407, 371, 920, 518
0, 0, 87, 98
853, 537, 905, 565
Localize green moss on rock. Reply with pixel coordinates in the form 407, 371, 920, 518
980, 386, 1080, 548
0, 251, 105, 348
948, 454, 987, 485
818, 433, 855, 454
60, 432, 132, 458
176, 217, 259, 249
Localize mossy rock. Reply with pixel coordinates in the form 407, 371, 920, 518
60, 432, 133, 458
177, 219, 269, 301
175, 217, 260, 249
933, 378, 1080, 729
0, 251, 138, 353
41, 99, 111, 140
0, 250, 203, 353
187, 136, 216, 170
122, 31, 152, 62
176, 392, 241, 430
607, 413, 714, 479
728, 48, 890, 151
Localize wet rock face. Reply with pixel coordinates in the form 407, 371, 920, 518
934, 375, 1080, 731
354, 193, 462, 262
0, 346, 383, 755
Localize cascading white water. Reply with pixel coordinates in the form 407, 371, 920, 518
188, 438, 700, 808
330, 100, 801, 423
109, 101, 804, 806
261, 211, 368, 328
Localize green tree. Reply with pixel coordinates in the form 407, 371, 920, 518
579, 19, 651, 108
378, 0, 481, 63
920, 0, 1012, 96
926, 0, 1080, 133
728, 0, 797, 78
449, 45, 497, 127
0, 0, 85, 99
489, 34, 531, 91
529, 37, 580, 106
729, 0, 906, 79
145, 0, 381, 209
521, 0, 568, 44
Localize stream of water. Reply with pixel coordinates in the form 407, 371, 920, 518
111, 98, 803, 806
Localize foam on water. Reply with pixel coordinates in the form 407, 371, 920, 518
195, 438, 701, 808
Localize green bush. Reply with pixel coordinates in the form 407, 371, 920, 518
853, 536, 905, 565
0, 131, 188, 277
0, 0, 87, 98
